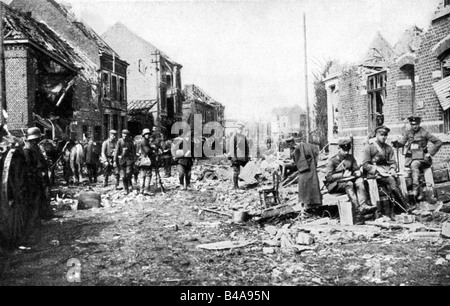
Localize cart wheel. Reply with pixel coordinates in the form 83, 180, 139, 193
0, 149, 33, 247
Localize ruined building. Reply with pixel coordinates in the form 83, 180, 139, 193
183, 84, 225, 131
1, 4, 93, 139
11, 0, 129, 141
102, 22, 183, 137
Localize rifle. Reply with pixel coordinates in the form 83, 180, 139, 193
151, 149, 166, 193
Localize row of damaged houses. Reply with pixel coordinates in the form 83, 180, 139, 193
2, 0, 224, 141
325, 0, 450, 170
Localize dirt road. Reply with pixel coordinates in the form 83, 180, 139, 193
0, 161, 449, 286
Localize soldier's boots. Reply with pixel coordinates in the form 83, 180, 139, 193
376, 200, 384, 219
123, 178, 129, 195
384, 201, 395, 220
115, 175, 120, 190
412, 186, 424, 202
391, 187, 411, 212
233, 175, 239, 190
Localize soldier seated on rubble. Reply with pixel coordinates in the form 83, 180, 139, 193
325, 139, 376, 225
362, 125, 411, 220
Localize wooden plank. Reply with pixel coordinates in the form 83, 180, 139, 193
257, 203, 304, 220
338, 200, 354, 226
196, 240, 257, 250
424, 167, 435, 187
367, 179, 380, 206
397, 174, 408, 198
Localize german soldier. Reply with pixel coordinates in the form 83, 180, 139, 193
362, 126, 410, 219
172, 134, 194, 190
325, 139, 374, 224
101, 130, 118, 188
23, 127, 51, 219
229, 122, 250, 189
114, 129, 136, 195
84, 135, 100, 184
161, 135, 173, 177
392, 116, 443, 201
136, 128, 153, 195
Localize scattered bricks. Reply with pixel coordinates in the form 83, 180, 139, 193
77, 192, 102, 210
296, 232, 315, 245
264, 225, 278, 236
442, 222, 450, 239
395, 214, 416, 224
262, 247, 276, 254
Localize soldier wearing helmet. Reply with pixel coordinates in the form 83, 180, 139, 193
101, 129, 118, 188
136, 128, 154, 195
23, 127, 51, 219
114, 129, 136, 195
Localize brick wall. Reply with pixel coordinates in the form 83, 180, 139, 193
337, 67, 369, 138
414, 13, 450, 163
385, 63, 415, 124
5, 45, 29, 132
415, 15, 450, 124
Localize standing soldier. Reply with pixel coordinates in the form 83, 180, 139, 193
229, 122, 250, 189
101, 130, 118, 188
137, 128, 153, 195
287, 136, 322, 211
325, 139, 375, 224
172, 134, 194, 190
392, 116, 443, 201
84, 135, 100, 184
161, 135, 173, 177
114, 129, 136, 195
23, 127, 51, 219
362, 126, 410, 219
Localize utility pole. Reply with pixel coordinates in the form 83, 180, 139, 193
151, 51, 161, 131
0, 3, 6, 130
303, 13, 311, 143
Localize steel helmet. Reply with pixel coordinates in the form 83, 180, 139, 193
142, 128, 151, 136
27, 127, 42, 141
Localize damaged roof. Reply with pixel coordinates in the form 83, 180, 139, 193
46, 0, 119, 58
3, 4, 79, 71
128, 100, 157, 113
3, 4, 99, 84
360, 32, 396, 68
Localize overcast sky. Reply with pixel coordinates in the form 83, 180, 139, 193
6, 0, 443, 120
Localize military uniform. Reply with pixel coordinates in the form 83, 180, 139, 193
229, 123, 250, 189
362, 126, 409, 218
325, 139, 371, 222
393, 116, 442, 199
84, 139, 100, 184
172, 137, 194, 190
101, 131, 118, 187
137, 130, 153, 195
114, 130, 136, 194
23, 128, 51, 219
161, 139, 173, 177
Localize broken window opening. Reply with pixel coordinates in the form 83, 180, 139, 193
103, 114, 109, 139
102, 72, 110, 100
111, 75, 118, 101
119, 78, 125, 102
367, 72, 387, 132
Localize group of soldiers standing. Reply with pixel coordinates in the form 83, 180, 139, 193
99, 127, 190, 195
